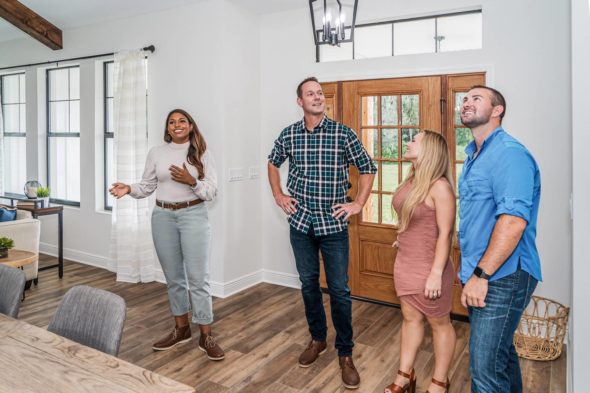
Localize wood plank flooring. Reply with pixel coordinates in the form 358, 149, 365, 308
17, 255, 566, 393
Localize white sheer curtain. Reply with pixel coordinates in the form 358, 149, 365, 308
109, 50, 156, 282
0, 94, 4, 196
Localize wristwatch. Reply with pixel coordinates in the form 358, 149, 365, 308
473, 266, 491, 280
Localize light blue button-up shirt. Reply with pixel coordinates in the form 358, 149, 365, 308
458, 127, 542, 283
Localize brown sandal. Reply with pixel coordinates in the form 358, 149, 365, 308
425, 377, 450, 393
384, 368, 416, 393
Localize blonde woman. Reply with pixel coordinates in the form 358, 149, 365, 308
384, 130, 456, 393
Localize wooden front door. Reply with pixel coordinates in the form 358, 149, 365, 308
342, 77, 442, 305
319, 73, 484, 316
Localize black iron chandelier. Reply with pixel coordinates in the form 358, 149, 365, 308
309, 0, 358, 47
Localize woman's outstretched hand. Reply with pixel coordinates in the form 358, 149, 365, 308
109, 182, 131, 198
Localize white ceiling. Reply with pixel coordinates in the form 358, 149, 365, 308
0, 0, 307, 43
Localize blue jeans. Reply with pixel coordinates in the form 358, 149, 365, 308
290, 226, 353, 357
151, 203, 213, 325
468, 267, 537, 393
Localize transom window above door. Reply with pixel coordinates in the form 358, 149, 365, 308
359, 94, 421, 225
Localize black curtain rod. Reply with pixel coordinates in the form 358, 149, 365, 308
0, 45, 155, 72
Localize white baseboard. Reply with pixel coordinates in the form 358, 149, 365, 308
40, 242, 109, 270
39, 244, 300, 298
263, 269, 301, 289
214, 270, 264, 298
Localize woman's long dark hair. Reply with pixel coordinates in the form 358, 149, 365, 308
164, 109, 207, 180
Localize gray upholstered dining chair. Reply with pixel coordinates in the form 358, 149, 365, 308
48, 285, 126, 356
0, 264, 26, 318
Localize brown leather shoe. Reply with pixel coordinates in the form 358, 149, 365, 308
298, 340, 327, 367
198, 334, 225, 360
152, 325, 191, 351
339, 356, 360, 389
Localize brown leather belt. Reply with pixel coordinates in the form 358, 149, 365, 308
156, 199, 203, 210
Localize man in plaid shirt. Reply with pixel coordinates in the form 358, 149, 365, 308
268, 77, 376, 390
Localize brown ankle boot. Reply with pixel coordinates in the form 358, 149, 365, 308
298, 340, 327, 367
339, 356, 360, 389
198, 334, 225, 360
152, 325, 191, 351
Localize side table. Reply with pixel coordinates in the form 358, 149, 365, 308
0, 249, 37, 269
16, 205, 64, 279
1, 249, 38, 300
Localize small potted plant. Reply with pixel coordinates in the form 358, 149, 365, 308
36, 186, 50, 207
0, 236, 14, 258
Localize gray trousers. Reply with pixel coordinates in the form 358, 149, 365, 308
151, 203, 213, 324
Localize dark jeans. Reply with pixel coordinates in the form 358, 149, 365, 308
468, 267, 538, 393
290, 226, 353, 357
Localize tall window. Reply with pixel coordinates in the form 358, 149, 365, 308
1, 73, 27, 195
104, 59, 148, 210
47, 66, 80, 205
104, 61, 114, 210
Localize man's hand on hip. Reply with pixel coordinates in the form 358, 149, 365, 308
461, 276, 488, 308
274, 193, 298, 215
332, 201, 362, 220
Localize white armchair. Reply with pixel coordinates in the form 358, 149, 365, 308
0, 209, 41, 283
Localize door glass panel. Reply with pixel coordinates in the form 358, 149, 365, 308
401, 128, 420, 157
401, 95, 419, 125
381, 95, 398, 125
382, 194, 396, 225
455, 92, 467, 125
455, 127, 472, 160
362, 96, 379, 126
382, 162, 398, 193
381, 129, 398, 159
402, 162, 412, 181
363, 193, 379, 223
362, 128, 379, 158
372, 161, 379, 191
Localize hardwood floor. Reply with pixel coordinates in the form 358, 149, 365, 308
18, 255, 566, 393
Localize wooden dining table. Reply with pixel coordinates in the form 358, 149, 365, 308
0, 314, 195, 393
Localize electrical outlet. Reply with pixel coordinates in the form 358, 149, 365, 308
228, 168, 244, 182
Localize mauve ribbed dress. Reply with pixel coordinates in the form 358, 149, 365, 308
392, 182, 454, 317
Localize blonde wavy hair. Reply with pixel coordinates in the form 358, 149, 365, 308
393, 130, 454, 233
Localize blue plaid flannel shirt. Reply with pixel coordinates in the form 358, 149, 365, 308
268, 116, 376, 236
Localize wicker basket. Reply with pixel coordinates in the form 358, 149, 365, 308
513, 295, 570, 361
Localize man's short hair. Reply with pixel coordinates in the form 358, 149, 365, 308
471, 85, 507, 120
297, 76, 319, 98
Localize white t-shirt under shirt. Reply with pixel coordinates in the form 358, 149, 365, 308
129, 141, 217, 202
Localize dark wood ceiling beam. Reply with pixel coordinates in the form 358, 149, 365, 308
0, 0, 62, 50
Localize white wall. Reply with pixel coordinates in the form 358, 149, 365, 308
571, 0, 589, 390
0, 0, 573, 307
260, 0, 572, 305
0, 0, 262, 295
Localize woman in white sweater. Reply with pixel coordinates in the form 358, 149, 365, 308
110, 109, 224, 360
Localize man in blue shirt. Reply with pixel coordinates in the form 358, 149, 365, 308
268, 77, 376, 390
458, 85, 542, 393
